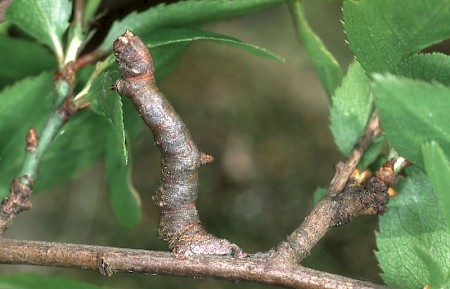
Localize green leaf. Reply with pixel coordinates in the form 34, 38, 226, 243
376, 168, 450, 289
0, 35, 56, 89
422, 142, 450, 234
398, 53, 450, 86
0, 273, 103, 289
99, 0, 287, 51
64, 22, 85, 64
84, 26, 282, 163
413, 244, 449, 288
105, 132, 141, 227
343, 0, 450, 73
83, 0, 102, 29
0, 74, 106, 196
288, 0, 342, 98
35, 111, 107, 192
374, 75, 450, 168
85, 64, 127, 163
330, 60, 372, 156
122, 97, 145, 140
313, 187, 327, 205
150, 42, 190, 82
76, 43, 189, 169
5, 0, 72, 62
0, 72, 54, 199
358, 135, 385, 169
142, 28, 283, 62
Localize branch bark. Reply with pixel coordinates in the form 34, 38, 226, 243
0, 31, 394, 289
0, 239, 388, 289
327, 113, 381, 196
272, 112, 387, 264
0, 62, 77, 235
274, 168, 389, 263
110, 30, 392, 285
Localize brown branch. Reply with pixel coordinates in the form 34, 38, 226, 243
272, 113, 386, 264
0, 30, 397, 289
0, 178, 33, 235
274, 169, 389, 263
0, 31, 393, 289
74, 0, 85, 27
327, 113, 381, 196
0, 238, 388, 289
113, 30, 244, 257
110, 30, 392, 282
75, 49, 107, 69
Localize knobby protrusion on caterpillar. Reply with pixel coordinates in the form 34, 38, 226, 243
113, 30, 245, 258
200, 153, 214, 165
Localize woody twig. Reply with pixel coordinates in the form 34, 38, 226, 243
0, 62, 77, 235
0, 30, 397, 289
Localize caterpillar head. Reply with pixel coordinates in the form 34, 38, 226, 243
113, 30, 154, 78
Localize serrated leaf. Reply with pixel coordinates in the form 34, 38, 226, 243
83, 0, 102, 29
0, 273, 103, 289
413, 244, 448, 288
105, 132, 141, 227
358, 135, 385, 169
84, 26, 282, 164
5, 0, 71, 62
0, 73, 106, 196
288, 0, 342, 98
76, 43, 189, 176
99, 0, 287, 51
376, 168, 450, 289
0, 72, 54, 199
142, 28, 283, 62
374, 75, 450, 168
35, 111, 107, 192
398, 53, 450, 86
150, 42, 190, 82
343, 0, 450, 73
79, 43, 190, 162
422, 142, 450, 234
330, 60, 373, 156
0, 35, 56, 89
85, 65, 127, 163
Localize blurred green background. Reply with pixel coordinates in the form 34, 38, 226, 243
1, 0, 384, 288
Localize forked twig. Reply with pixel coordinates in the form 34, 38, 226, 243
0, 239, 389, 289
0, 30, 394, 289
0, 63, 77, 235
272, 112, 389, 263
327, 113, 381, 196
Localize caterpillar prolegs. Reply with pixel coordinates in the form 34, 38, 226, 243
113, 30, 245, 257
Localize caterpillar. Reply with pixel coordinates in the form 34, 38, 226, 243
113, 30, 245, 257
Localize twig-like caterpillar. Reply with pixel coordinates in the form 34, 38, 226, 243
113, 30, 244, 257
